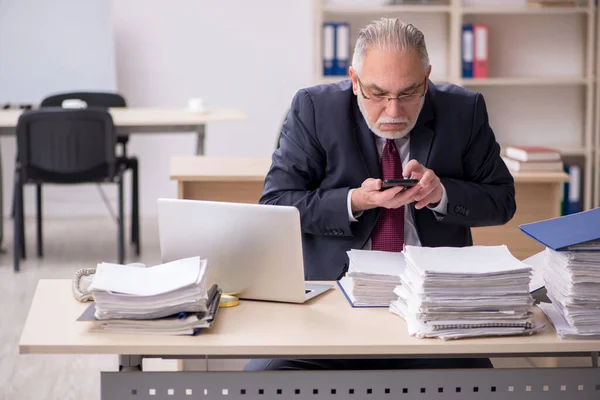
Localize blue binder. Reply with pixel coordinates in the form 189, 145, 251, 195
462, 24, 474, 78
563, 164, 582, 215
519, 208, 600, 251
323, 22, 336, 76
334, 22, 350, 76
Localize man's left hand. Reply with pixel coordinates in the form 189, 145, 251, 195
402, 160, 443, 210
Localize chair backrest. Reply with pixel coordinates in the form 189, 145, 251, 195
40, 91, 126, 108
16, 108, 117, 183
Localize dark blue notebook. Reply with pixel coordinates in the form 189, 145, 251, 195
519, 208, 600, 251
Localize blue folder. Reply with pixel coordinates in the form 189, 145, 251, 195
519, 208, 600, 251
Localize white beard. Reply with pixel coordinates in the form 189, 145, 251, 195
357, 95, 425, 140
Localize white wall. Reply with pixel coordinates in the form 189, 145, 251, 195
110, 0, 314, 217
0, 0, 314, 217
0, 0, 118, 217
0, 0, 117, 102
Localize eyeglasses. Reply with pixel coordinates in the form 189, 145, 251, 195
356, 76, 427, 106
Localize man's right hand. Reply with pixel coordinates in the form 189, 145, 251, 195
351, 178, 421, 214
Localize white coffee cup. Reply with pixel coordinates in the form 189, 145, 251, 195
188, 97, 207, 113
62, 99, 88, 109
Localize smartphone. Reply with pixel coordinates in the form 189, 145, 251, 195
381, 179, 419, 190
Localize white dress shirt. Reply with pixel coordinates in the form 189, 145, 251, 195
346, 134, 448, 248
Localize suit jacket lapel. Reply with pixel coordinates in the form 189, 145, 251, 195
351, 96, 381, 179
409, 91, 435, 168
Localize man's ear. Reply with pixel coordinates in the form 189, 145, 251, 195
349, 67, 359, 96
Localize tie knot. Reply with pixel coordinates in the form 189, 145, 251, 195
386, 139, 397, 154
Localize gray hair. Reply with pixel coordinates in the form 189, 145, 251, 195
351, 18, 430, 75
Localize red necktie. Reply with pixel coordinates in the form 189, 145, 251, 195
371, 139, 405, 252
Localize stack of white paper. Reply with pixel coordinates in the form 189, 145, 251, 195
522, 251, 546, 293
84, 257, 220, 335
538, 248, 600, 339
338, 250, 405, 307
390, 245, 544, 340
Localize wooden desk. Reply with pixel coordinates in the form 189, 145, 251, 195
19, 280, 600, 400
472, 172, 569, 260
171, 156, 271, 204
17, 279, 600, 357
172, 157, 567, 260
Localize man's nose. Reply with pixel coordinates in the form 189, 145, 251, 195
385, 99, 404, 118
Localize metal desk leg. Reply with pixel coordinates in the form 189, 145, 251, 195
196, 124, 206, 155
119, 355, 143, 372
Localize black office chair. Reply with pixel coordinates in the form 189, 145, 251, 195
40, 92, 130, 156
37, 91, 140, 254
13, 108, 138, 271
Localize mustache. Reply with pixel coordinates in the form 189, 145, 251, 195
377, 117, 409, 125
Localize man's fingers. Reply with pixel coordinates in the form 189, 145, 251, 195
412, 185, 434, 203
402, 159, 424, 179
415, 191, 440, 210
419, 170, 434, 187
403, 184, 422, 198
381, 185, 420, 209
378, 186, 403, 201
362, 178, 382, 191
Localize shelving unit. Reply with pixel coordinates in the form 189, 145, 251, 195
596, 148, 600, 207
596, 150, 600, 208
555, 147, 590, 157
594, 5, 600, 209
459, 77, 589, 87
315, 0, 597, 211
323, 4, 452, 13
460, 6, 592, 15
317, 75, 450, 85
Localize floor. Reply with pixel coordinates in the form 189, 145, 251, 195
0, 216, 163, 400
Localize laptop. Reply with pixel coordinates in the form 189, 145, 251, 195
156, 198, 332, 303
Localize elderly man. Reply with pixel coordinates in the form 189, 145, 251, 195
247, 18, 515, 370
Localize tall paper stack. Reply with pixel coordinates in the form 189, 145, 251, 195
390, 245, 544, 340
538, 248, 600, 339
519, 208, 600, 338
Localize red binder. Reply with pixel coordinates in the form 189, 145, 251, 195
473, 24, 488, 79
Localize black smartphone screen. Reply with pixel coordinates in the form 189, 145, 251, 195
381, 179, 419, 189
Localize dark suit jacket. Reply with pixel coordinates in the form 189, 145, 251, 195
260, 80, 516, 280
